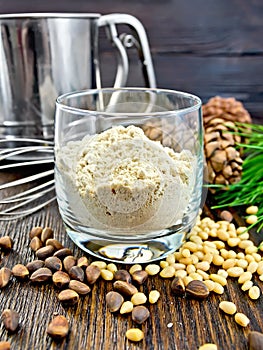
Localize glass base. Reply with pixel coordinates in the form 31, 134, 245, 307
66, 228, 189, 264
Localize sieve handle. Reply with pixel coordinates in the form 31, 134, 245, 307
98, 14, 156, 88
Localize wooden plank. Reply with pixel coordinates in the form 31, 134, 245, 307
98, 52, 263, 123
0, 0, 263, 55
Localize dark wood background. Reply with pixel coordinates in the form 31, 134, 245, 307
0, 0, 262, 123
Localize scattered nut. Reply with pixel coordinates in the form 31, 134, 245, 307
30, 236, 43, 252
131, 270, 148, 285
12, 264, 29, 280
246, 206, 259, 215
248, 286, 261, 300
120, 301, 133, 314
213, 282, 224, 295
234, 312, 250, 327
53, 248, 72, 260
238, 271, 252, 284
100, 269, 114, 281
69, 280, 91, 295
30, 267, 52, 283
129, 264, 142, 275
90, 261, 107, 270
45, 239, 64, 250
63, 256, 77, 273
69, 266, 84, 282
241, 280, 253, 292
58, 289, 79, 305
203, 280, 215, 292
186, 280, 209, 299
106, 291, 124, 313
160, 266, 175, 278
219, 301, 237, 315
45, 256, 62, 272
132, 305, 150, 324
52, 271, 71, 289
145, 264, 160, 276
248, 331, 263, 350
0, 267, 12, 288
227, 267, 244, 278
29, 226, 42, 239
246, 215, 258, 225
47, 315, 69, 340
26, 260, 45, 273
36, 245, 55, 260
107, 263, 118, 274
2, 309, 19, 332
125, 328, 144, 342
41, 227, 54, 243
85, 265, 101, 284
131, 292, 147, 306
149, 290, 160, 304
209, 274, 227, 286
114, 270, 131, 283
0, 236, 13, 251
171, 277, 185, 296
113, 280, 138, 297
220, 210, 233, 222
77, 256, 89, 269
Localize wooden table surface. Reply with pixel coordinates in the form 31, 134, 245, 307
0, 171, 262, 350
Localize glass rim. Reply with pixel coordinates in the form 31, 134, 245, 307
56, 87, 202, 117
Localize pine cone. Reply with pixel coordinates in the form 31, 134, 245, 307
142, 118, 194, 152
203, 96, 251, 185
204, 118, 243, 185
202, 96, 252, 125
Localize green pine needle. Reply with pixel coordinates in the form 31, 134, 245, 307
210, 122, 263, 232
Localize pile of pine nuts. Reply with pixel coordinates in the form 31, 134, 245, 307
157, 210, 262, 302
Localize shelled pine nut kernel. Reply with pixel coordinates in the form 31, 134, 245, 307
248, 286, 261, 300
125, 328, 144, 342
246, 215, 258, 225
145, 264, 160, 276
246, 206, 259, 215
234, 313, 250, 327
149, 290, 160, 304
219, 301, 237, 315
241, 280, 253, 292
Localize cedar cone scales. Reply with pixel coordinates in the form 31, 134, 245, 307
203, 96, 252, 185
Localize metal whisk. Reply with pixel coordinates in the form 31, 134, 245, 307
0, 138, 56, 220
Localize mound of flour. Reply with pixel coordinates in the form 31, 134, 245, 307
56, 125, 196, 231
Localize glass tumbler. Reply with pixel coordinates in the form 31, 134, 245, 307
55, 88, 203, 263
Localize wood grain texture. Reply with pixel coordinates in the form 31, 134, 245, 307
0, 0, 262, 123
0, 173, 263, 350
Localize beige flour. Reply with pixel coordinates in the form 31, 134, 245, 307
56, 125, 196, 231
